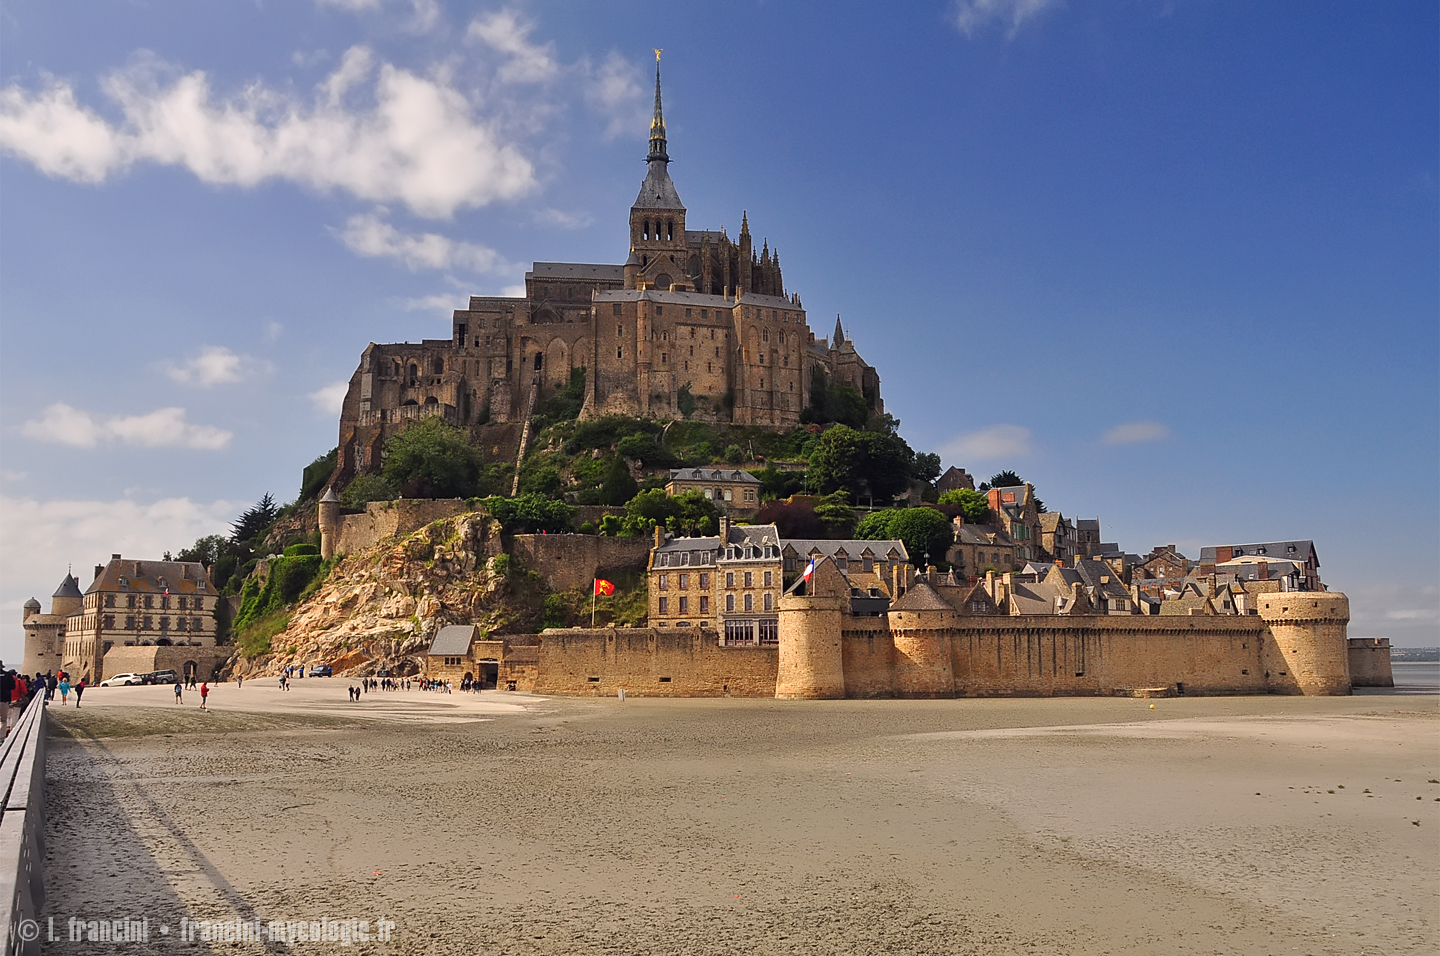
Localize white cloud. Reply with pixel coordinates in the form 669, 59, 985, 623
316, 0, 440, 31
309, 381, 350, 415
584, 51, 646, 138
401, 294, 460, 313
335, 209, 513, 273
164, 345, 258, 387
1103, 421, 1170, 445
262, 320, 284, 344
501, 283, 526, 298
0, 47, 535, 218
536, 207, 593, 229
0, 493, 238, 658
1384, 609, 1439, 622
952, 0, 1063, 38
941, 424, 1032, 462
467, 10, 559, 84
21, 403, 232, 450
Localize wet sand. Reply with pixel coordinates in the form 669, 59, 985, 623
41, 679, 1439, 954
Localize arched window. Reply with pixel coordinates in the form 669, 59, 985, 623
666, 219, 674, 241
534, 353, 544, 370
433, 357, 444, 375
643, 219, 651, 240
408, 364, 419, 385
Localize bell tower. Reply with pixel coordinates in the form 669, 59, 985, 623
626, 50, 689, 291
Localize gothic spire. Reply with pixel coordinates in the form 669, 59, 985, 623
647, 49, 668, 164
833, 315, 845, 346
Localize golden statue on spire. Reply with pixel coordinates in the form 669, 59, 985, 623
654, 48, 662, 63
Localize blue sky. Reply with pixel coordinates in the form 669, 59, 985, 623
1, 0, 1435, 657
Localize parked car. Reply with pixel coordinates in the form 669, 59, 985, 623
99, 673, 144, 687
146, 670, 179, 685
308, 665, 333, 677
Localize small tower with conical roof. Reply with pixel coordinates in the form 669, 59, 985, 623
319, 486, 341, 560
775, 557, 850, 699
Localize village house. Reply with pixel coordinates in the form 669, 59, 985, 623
986, 484, 1045, 562
947, 521, 1018, 580
935, 466, 975, 495
1039, 513, 1075, 564
665, 467, 761, 518
1198, 540, 1321, 590
1074, 518, 1102, 557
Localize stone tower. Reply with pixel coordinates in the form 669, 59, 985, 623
775, 557, 850, 699
318, 486, 341, 561
1257, 591, 1351, 695
887, 580, 958, 698
21, 572, 82, 676
625, 50, 689, 293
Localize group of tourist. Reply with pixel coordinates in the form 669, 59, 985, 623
172, 681, 210, 709
0, 666, 78, 736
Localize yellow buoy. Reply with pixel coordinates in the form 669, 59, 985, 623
1149, 704, 1156, 709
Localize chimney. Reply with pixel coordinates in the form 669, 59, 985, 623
987, 488, 1002, 512
1258, 560, 1269, 581
94, 564, 104, 582
653, 525, 665, 550
985, 568, 996, 601
719, 514, 731, 542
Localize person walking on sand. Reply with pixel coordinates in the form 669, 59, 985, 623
73, 679, 85, 708
58, 676, 70, 705
237, 675, 243, 689
174, 681, 183, 704
199, 682, 209, 710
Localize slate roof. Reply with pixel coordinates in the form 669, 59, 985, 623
53, 573, 83, 599
1076, 519, 1100, 532
954, 525, 1013, 547
889, 581, 954, 613
1199, 540, 1317, 567
654, 535, 721, 556
782, 539, 909, 561
428, 624, 477, 657
669, 468, 759, 484
633, 162, 685, 210
87, 558, 214, 596
528, 262, 625, 281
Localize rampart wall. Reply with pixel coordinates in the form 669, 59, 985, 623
509, 535, 653, 591
532, 614, 1358, 699
535, 627, 777, 697
335, 499, 471, 555
1347, 637, 1395, 687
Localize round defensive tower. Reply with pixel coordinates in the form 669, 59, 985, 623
887, 580, 959, 698
50, 572, 84, 620
775, 558, 849, 699
1256, 591, 1350, 695
318, 486, 341, 560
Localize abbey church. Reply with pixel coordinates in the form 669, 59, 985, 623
335, 57, 882, 480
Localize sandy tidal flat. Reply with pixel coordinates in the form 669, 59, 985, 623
40, 679, 1440, 955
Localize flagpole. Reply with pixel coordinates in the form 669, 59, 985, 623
591, 580, 597, 628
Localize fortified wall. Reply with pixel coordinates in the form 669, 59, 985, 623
1347, 637, 1395, 688
533, 561, 1357, 699
322, 498, 472, 558
508, 535, 652, 591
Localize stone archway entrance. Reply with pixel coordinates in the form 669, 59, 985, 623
478, 659, 499, 690
184, 660, 199, 684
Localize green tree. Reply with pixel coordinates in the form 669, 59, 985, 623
912, 452, 942, 483
339, 473, 398, 509
813, 490, 858, 537
300, 448, 338, 502
938, 488, 992, 525
981, 470, 1025, 491
802, 368, 869, 429
382, 417, 485, 498
755, 467, 806, 502
481, 494, 576, 534
856, 507, 953, 567
806, 425, 915, 503
230, 493, 278, 545
616, 432, 678, 468
625, 489, 719, 537
597, 457, 639, 506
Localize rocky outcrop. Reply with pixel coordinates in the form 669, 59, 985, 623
231, 512, 518, 678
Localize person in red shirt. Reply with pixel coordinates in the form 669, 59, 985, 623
199, 682, 209, 710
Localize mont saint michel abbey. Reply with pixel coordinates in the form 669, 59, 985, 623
335, 57, 882, 480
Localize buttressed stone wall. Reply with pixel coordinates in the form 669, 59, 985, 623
333, 499, 472, 556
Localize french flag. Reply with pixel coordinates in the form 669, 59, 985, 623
802, 559, 816, 584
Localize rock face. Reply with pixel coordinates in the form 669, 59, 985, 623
231, 513, 514, 678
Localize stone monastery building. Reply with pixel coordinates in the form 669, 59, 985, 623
335, 55, 882, 480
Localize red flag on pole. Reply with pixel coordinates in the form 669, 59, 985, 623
594, 579, 615, 596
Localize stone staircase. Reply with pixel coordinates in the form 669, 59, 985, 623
510, 385, 540, 496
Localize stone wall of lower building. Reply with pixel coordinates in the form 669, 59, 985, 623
509, 535, 653, 592
534, 626, 777, 697
1347, 637, 1394, 687
101, 645, 232, 683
